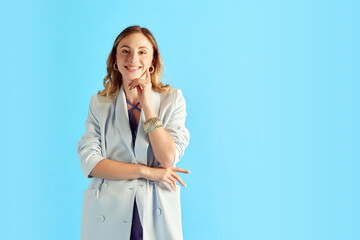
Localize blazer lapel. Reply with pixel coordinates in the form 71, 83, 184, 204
115, 84, 135, 160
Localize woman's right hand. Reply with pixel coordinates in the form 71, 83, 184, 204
142, 166, 190, 191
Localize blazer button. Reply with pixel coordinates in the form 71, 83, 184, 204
98, 215, 105, 223
156, 208, 162, 216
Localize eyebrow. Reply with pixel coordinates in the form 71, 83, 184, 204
120, 45, 149, 50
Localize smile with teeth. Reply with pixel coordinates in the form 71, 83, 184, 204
125, 66, 141, 72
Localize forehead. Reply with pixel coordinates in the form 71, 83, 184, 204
117, 33, 153, 49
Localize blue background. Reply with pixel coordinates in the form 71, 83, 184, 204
1, 0, 359, 239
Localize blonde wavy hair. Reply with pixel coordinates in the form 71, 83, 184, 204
98, 25, 171, 101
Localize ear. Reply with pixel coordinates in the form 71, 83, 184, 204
152, 58, 155, 65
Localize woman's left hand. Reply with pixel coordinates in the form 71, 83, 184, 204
128, 67, 152, 107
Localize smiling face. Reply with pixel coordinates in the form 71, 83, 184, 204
115, 33, 154, 83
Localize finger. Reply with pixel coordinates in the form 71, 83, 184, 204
132, 82, 142, 90
172, 172, 187, 187
167, 179, 175, 191
128, 80, 137, 89
140, 68, 147, 79
146, 67, 151, 82
129, 84, 138, 90
129, 80, 143, 90
173, 167, 191, 174
168, 176, 177, 191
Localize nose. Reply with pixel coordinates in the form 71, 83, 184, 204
129, 51, 138, 63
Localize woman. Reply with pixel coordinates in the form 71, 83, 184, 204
76, 25, 190, 240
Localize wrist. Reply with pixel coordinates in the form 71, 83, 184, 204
142, 103, 152, 112
142, 104, 157, 120
138, 165, 150, 179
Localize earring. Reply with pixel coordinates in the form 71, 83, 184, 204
149, 66, 155, 74
113, 63, 119, 71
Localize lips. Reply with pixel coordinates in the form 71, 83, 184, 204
125, 65, 141, 72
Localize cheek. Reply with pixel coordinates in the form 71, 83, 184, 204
144, 57, 153, 65
116, 55, 126, 62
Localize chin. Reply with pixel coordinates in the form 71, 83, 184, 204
122, 73, 141, 81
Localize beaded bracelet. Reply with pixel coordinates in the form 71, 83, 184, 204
143, 117, 163, 133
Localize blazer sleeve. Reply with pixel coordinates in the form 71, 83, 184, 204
164, 89, 190, 166
76, 95, 105, 179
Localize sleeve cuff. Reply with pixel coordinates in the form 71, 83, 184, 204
81, 154, 105, 179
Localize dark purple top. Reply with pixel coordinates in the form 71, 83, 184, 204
127, 99, 143, 240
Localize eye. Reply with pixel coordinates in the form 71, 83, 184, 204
122, 49, 129, 53
140, 51, 146, 55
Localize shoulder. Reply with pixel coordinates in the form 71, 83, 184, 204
159, 87, 185, 104
90, 93, 115, 105
88, 93, 116, 116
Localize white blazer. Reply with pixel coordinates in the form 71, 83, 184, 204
76, 84, 190, 240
